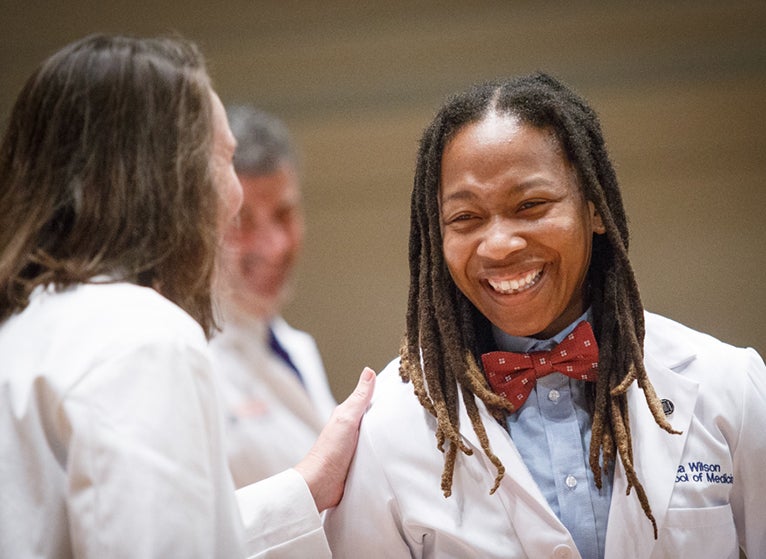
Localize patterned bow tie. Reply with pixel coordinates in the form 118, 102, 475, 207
481, 321, 599, 411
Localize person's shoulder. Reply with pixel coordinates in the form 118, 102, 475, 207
352, 356, 449, 481
1, 282, 210, 395
362, 357, 433, 432
644, 310, 763, 375
42, 281, 206, 347
370, 357, 415, 401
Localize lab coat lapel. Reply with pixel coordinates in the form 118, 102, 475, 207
604, 351, 699, 559
231, 321, 326, 432
458, 394, 580, 557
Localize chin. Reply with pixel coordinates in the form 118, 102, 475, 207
491, 314, 556, 339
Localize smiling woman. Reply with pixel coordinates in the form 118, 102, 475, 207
324, 73, 766, 559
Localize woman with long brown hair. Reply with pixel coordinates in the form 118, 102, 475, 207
0, 34, 373, 558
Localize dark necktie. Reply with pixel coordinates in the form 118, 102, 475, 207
481, 321, 599, 412
267, 326, 304, 385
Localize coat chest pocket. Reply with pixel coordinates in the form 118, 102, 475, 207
653, 504, 738, 559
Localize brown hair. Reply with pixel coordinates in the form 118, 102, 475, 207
400, 73, 677, 537
0, 34, 220, 336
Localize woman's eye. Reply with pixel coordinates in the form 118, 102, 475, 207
450, 212, 481, 225
519, 200, 545, 211
442, 212, 477, 228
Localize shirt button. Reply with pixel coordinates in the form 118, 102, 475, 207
547, 389, 560, 402
552, 544, 573, 559
565, 474, 577, 489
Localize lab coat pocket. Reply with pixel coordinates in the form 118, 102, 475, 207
654, 504, 738, 559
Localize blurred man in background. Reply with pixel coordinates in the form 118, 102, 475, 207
212, 105, 336, 488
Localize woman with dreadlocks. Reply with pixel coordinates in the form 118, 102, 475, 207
325, 73, 765, 559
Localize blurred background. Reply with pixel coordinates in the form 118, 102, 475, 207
3, 1, 764, 399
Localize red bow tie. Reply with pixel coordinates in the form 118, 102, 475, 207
481, 321, 599, 411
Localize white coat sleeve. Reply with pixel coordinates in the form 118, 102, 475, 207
323, 420, 414, 559
236, 468, 331, 558
731, 348, 766, 556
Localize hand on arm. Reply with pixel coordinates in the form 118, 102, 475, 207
294, 367, 376, 512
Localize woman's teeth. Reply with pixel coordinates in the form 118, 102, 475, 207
488, 269, 542, 294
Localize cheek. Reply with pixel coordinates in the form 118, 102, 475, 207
556, 224, 595, 285
212, 159, 242, 221
223, 171, 243, 222
441, 235, 470, 283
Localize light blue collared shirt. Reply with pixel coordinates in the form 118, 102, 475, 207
492, 310, 613, 559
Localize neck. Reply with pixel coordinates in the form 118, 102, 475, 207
492, 308, 592, 353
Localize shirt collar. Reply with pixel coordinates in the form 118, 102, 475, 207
491, 308, 593, 353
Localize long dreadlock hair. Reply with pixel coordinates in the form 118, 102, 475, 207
399, 72, 677, 537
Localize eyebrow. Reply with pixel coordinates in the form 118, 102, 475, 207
440, 189, 479, 205
441, 178, 553, 205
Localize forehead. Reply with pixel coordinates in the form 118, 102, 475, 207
441, 113, 568, 175
447, 112, 563, 153
238, 164, 301, 205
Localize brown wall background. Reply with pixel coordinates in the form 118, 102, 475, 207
3, 1, 764, 399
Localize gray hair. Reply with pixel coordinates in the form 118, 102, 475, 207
225, 104, 297, 175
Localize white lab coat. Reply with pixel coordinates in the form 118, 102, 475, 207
210, 312, 336, 487
324, 312, 765, 559
0, 282, 330, 558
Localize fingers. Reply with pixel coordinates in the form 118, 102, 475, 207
342, 366, 376, 414
328, 367, 375, 434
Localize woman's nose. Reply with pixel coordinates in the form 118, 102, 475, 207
476, 218, 527, 260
